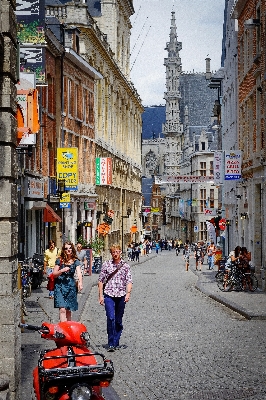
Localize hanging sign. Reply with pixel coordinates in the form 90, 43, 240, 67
224, 151, 242, 180
60, 192, 70, 208
57, 148, 78, 190
96, 158, 112, 185
214, 151, 223, 184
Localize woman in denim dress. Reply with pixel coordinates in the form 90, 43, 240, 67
53, 241, 83, 322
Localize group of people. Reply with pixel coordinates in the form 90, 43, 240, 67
43, 239, 133, 353
182, 240, 216, 272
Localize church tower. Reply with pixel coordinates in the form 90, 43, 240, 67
163, 11, 183, 175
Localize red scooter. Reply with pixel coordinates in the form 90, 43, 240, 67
19, 321, 114, 400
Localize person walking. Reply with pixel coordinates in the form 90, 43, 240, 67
183, 244, 190, 271
98, 244, 133, 352
44, 240, 60, 299
194, 242, 203, 271
134, 244, 140, 262
53, 241, 83, 322
207, 241, 216, 270
155, 240, 160, 254
76, 243, 88, 276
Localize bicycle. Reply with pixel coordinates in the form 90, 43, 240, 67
217, 263, 243, 292
241, 263, 258, 291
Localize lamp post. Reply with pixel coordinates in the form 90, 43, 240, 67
121, 207, 132, 254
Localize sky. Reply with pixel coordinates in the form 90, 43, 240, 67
130, 0, 225, 106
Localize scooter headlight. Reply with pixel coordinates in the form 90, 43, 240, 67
70, 384, 92, 400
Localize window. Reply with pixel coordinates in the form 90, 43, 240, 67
210, 188, 214, 208
200, 188, 206, 212
210, 161, 213, 175
200, 162, 206, 176
201, 142, 206, 151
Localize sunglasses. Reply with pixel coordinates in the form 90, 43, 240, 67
64, 247, 72, 251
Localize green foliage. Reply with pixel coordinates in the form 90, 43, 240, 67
77, 236, 89, 248
89, 236, 105, 255
77, 236, 105, 255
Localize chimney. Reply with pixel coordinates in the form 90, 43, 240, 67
205, 57, 211, 80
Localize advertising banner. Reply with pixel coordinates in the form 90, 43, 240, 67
16, 0, 46, 84
179, 199, 185, 218
96, 158, 112, 185
224, 151, 242, 180
57, 148, 78, 190
155, 175, 214, 184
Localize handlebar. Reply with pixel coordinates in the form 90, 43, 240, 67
19, 323, 49, 334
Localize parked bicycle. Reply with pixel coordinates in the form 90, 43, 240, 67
216, 260, 258, 292
20, 258, 32, 316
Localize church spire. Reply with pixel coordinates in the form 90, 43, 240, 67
162, 11, 183, 175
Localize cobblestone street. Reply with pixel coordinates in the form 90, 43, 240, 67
82, 252, 266, 400
21, 251, 266, 399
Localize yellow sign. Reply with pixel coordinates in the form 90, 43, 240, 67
151, 207, 160, 213
57, 148, 78, 190
60, 193, 70, 203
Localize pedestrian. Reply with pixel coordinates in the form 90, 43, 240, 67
183, 244, 190, 271
44, 240, 60, 299
98, 244, 133, 352
145, 239, 151, 256
76, 242, 88, 276
53, 241, 83, 322
134, 244, 140, 262
207, 240, 216, 270
155, 240, 160, 254
194, 242, 203, 271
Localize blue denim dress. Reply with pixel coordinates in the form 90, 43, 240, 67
54, 259, 80, 311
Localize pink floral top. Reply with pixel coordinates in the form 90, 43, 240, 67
98, 259, 133, 297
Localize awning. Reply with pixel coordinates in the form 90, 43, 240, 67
43, 204, 62, 223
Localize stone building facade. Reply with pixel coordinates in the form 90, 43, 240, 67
229, 0, 266, 284
142, 12, 219, 243
0, 1, 20, 398
45, 0, 143, 254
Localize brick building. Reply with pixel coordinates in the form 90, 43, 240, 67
45, 0, 143, 254
226, 0, 266, 284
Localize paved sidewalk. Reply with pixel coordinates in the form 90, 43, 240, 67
192, 266, 266, 320
22, 252, 266, 327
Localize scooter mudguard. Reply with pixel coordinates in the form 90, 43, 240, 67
32, 367, 41, 400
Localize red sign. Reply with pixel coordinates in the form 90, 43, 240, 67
219, 218, 226, 230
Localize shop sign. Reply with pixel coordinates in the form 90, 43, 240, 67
57, 148, 78, 190
84, 202, 96, 210
95, 158, 112, 185
25, 177, 44, 198
224, 151, 242, 180
60, 192, 70, 208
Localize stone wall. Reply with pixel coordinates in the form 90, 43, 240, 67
0, 1, 20, 399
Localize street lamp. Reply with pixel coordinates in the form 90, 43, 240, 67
121, 207, 132, 254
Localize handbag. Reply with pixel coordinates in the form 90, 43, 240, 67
47, 273, 55, 291
47, 258, 61, 290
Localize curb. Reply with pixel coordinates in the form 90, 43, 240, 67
193, 269, 266, 320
